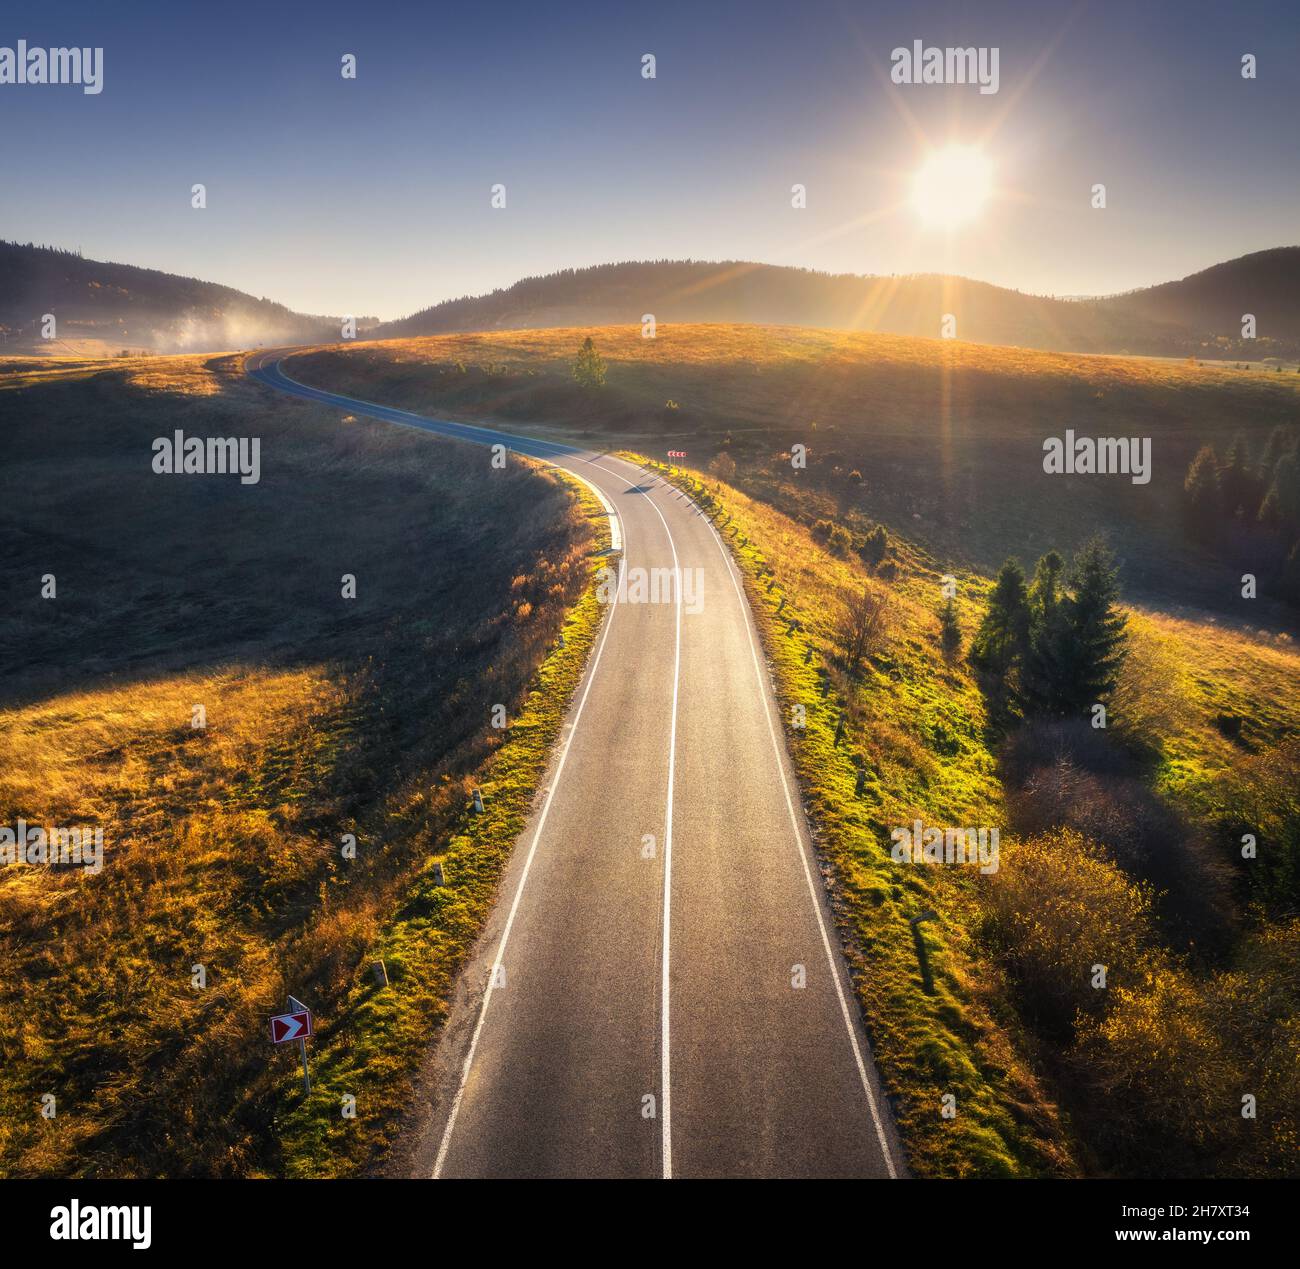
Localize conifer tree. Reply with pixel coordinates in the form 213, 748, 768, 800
1219, 433, 1260, 520
1259, 451, 1300, 532
572, 336, 606, 388
1053, 538, 1128, 714
1256, 425, 1290, 483
1183, 445, 1222, 541
1021, 551, 1069, 713
969, 558, 1030, 681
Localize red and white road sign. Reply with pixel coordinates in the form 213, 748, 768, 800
270, 1009, 313, 1044
667, 450, 687, 458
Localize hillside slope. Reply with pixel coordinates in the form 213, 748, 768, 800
375, 252, 1300, 359
291, 323, 1300, 615
0, 352, 600, 1177
0, 242, 346, 355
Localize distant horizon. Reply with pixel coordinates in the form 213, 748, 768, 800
4, 0, 1298, 319
11, 236, 1300, 324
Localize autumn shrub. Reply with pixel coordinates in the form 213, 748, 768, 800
1005, 720, 1237, 954
983, 829, 1154, 1035
1073, 923, 1300, 1177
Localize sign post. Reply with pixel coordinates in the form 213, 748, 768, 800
271, 996, 313, 1094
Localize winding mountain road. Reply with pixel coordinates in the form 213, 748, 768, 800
245, 349, 902, 1179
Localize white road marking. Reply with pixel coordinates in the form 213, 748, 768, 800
644, 493, 682, 1181
431, 556, 623, 1178
257, 360, 676, 1179
590, 458, 683, 1180
683, 472, 900, 1179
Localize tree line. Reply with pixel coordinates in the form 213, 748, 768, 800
1183, 427, 1300, 600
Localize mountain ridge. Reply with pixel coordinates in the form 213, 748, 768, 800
374, 249, 1300, 359
0, 240, 349, 354
3, 240, 1297, 360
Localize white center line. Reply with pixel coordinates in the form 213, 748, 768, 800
647, 494, 682, 1181
684, 472, 900, 1179
591, 459, 683, 1180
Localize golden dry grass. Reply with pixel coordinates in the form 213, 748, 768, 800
293, 323, 1300, 620
0, 666, 360, 1175
1, 350, 601, 1177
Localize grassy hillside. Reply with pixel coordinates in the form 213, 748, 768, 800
294, 323, 1300, 614
373, 252, 1300, 360
0, 354, 606, 1176
630, 462, 1070, 1177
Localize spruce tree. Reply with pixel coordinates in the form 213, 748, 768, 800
1220, 433, 1260, 521
1256, 425, 1289, 483
969, 558, 1030, 684
1259, 451, 1300, 532
1055, 538, 1128, 715
1183, 445, 1222, 541
572, 336, 606, 388
1021, 551, 1068, 713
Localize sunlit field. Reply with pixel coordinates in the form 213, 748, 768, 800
294, 324, 1300, 614
0, 353, 606, 1176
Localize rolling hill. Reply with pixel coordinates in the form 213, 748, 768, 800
5, 239, 1298, 360
0, 241, 351, 355
375, 250, 1300, 360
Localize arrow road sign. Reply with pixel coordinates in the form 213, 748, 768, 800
270, 1009, 312, 1044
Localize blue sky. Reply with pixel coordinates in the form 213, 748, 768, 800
2, 0, 1297, 318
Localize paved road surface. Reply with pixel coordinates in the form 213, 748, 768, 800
246, 349, 902, 1179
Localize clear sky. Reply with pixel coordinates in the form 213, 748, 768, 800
2, 0, 1297, 319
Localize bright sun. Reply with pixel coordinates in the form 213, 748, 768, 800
912, 145, 994, 229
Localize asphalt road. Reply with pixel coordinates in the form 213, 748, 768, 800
246, 349, 902, 1178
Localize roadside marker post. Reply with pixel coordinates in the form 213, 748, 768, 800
270, 996, 314, 1094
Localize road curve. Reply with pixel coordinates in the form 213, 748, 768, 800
245, 348, 903, 1179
